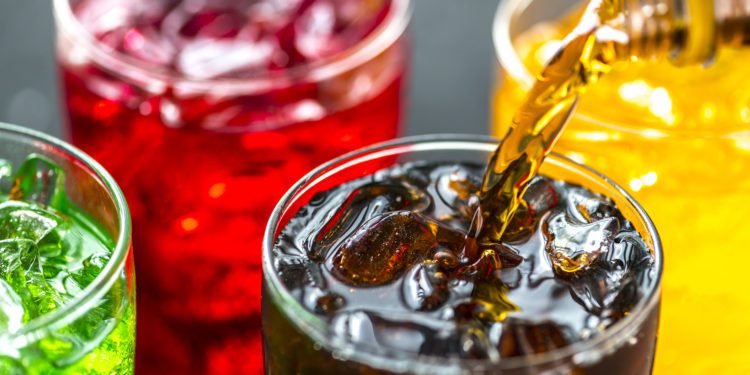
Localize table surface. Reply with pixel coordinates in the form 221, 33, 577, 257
0, 0, 502, 139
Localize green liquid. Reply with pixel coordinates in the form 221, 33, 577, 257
0, 155, 134, 374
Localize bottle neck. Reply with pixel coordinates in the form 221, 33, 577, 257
618, 0, 750, 65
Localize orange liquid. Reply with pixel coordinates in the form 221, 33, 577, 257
495, 19, 750, 374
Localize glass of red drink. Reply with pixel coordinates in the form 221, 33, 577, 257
53, 0, 412, 373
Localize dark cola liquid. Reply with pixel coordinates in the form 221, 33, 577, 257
267, 162, 658, 373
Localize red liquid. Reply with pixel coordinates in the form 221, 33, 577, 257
57, 0, 406, 373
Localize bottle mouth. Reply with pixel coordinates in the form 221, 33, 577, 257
53, 0, 413, 96
262, 134, 664, 373
0, 123, 131, 350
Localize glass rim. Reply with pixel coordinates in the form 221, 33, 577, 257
262, 134, 663, 372
0, 123, 132, 345
53, 0, 413, 94
492, 0, 750, 140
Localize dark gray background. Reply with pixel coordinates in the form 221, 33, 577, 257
0, 0, 502, 138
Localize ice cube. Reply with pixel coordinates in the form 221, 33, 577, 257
0, 201, 61, 244
331, 211, 438, 286
565, 187, 619, 224
331, 310, 434, 354
39, 304, 118, 367
70, 254, 109, 289
330, 210, 438, 286
401, 261, 449, 311
543, 213, 619, 274
175, 7, 249, 40
177, 38, 275, 79
498, 318, 572, 357
316, 0, 389, 57
274, 251, 326, 290
569, 267, 640, 326
567, 231, 653, 318
330, 310, 376, 344
122, 26, 177, 66
295, 1, 338, 60
0, 200, 68, 321
567, 268, 609, 315
41, 255, 122, 366
10, 155, 66, 209
0, 238, 39, 276
433, 165, 481, 218
61, 216, 108, 261
74, 0, 133, 38
0, 238, 60, 322
313, 182, 431, 256
600, 278, 639, 323
604, 232, 653, 274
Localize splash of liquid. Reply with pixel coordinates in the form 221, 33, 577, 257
474, 0, 626, 254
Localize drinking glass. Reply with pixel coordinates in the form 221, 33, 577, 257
54, 0, 412, 372
262, 135, 663, 374
0, 123, 134, 374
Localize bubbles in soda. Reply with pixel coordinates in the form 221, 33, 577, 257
272, 162, 657, 361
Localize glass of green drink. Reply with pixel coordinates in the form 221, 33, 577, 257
0, 123, 134, 373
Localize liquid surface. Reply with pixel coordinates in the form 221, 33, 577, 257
272, 162, 656, 361
59, 0, 405, 373
494, 5, 750, 374
0, 155, 134, 374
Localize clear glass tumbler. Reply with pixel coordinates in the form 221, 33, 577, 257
54, 0, 412, 373
0, 123, 134, 374
262, 135, 663, 374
